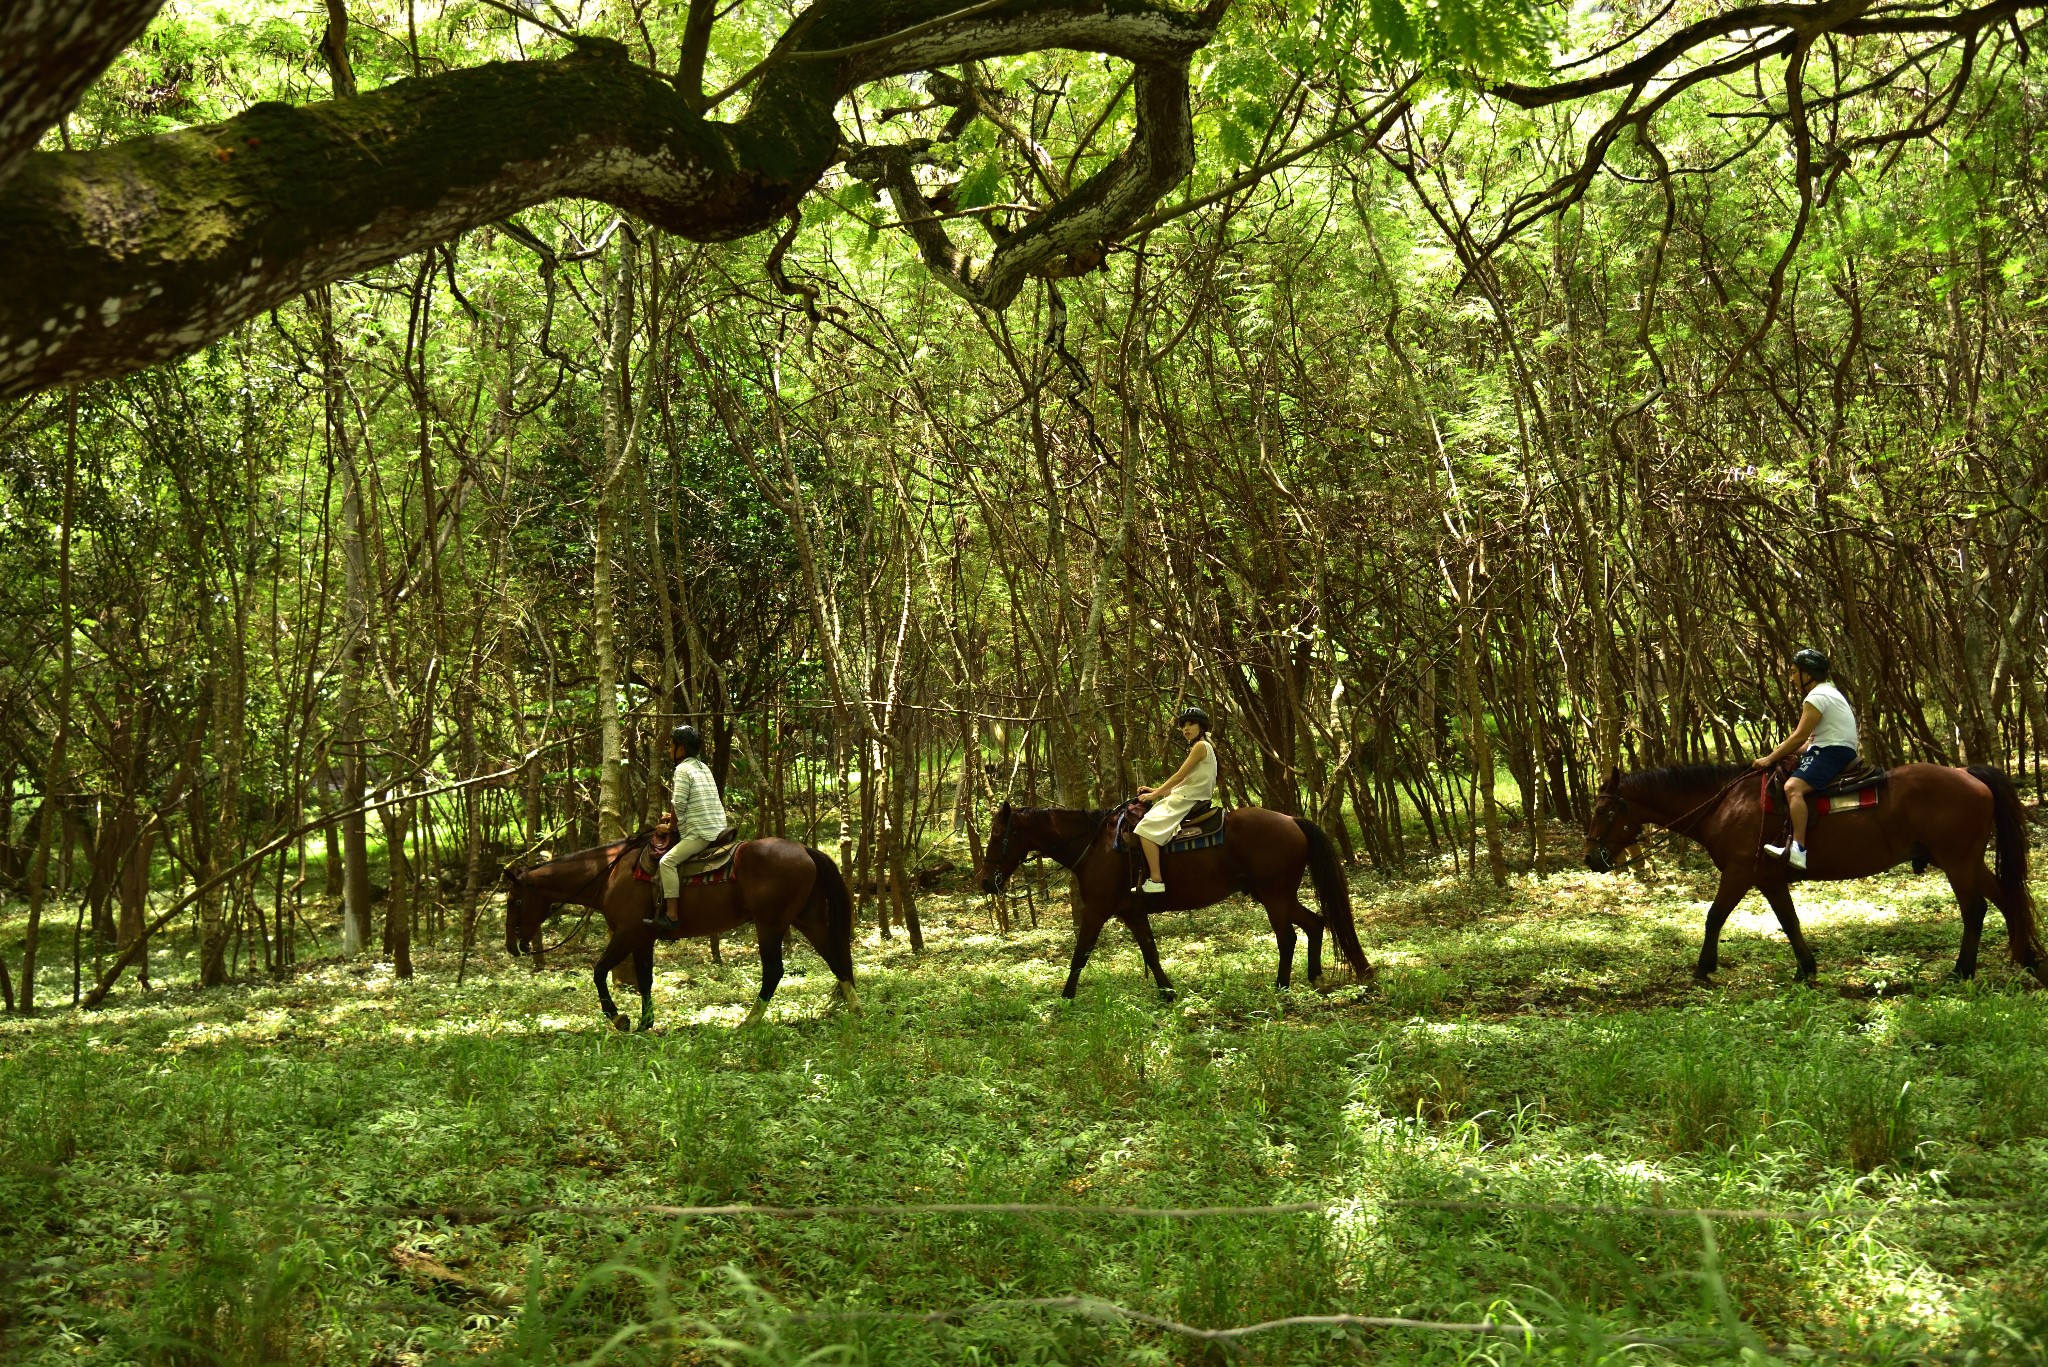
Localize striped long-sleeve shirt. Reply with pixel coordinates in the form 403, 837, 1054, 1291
670, 757, 728, 840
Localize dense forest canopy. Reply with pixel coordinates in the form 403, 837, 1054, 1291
3, 0, 2048, 1009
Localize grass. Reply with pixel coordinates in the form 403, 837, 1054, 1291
3, 836, 2048, 1364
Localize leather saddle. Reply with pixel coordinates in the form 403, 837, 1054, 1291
633, 826, 739, 881
1764, 759, 1887, 814
1167, 801, 1223, 847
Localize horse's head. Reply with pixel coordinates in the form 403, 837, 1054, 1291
1585, 766, 1644, 873
504, 865, 548, 956
977, 802, 1031, 894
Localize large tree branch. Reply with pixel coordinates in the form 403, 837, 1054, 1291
853, 56, 1196, 307
1475, 0, 2046, 252
0, 0, 1219, 399
0, 0, 168, 188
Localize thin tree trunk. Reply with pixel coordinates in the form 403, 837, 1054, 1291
19, 389, 78, 1011
594, 235, 637, 842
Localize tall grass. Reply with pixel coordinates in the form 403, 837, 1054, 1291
3, 856, 2046, 1363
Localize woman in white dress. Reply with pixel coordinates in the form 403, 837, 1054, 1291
1134, 707, 1218, 893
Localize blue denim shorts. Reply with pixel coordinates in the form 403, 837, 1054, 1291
1792, 745, 1857, 789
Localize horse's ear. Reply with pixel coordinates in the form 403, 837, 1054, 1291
1606, 765, 1623, 789
998, 800, 1012, 816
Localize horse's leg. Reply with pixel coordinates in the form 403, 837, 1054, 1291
1695, 870, 1752, 980
1122, 912, 1177, 1002
591, 934, 635, 1031
1979, 859, 2048, 987
1061, 910, 1110, 1000
1261, 899, 1299, 989
634, 941, 656, 1030
792, 906, 859, 1015
1946, 863, 1990, 981
1758, 883, 1819, 982
1294, 902, 1325, 984
743, 924, 786, 1026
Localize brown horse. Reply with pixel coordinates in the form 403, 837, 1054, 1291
1586, 762, 2047, 985
975, 802, 1372, 999
505, 833, 858, 1029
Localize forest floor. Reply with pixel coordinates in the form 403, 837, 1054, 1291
3, 835, 2047, 1365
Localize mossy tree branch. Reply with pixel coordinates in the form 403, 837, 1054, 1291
0, 0, 168, 187
0, 0, 1221, 400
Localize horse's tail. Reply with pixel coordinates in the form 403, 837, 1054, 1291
1968, 764, 2045, 968
1295, 817, 1371, 983
806, 846, 857, 984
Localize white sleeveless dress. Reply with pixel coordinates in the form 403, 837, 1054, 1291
1135, 740, 1218, 843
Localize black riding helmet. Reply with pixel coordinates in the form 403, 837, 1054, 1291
1791, 648, 1831, 680
670, 724, 702, 756
1174, 706, 1211, 734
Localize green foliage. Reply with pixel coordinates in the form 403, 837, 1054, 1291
5, 857, 2048, 1362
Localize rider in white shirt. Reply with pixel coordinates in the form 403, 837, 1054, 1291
648, 724, 728, 932
1753, 648, 1858, 871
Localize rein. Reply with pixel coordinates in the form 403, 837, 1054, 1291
515, 836, 645, 955
1658, 770, 1756, 835
992, 808, 1109, 889
1607, 769, 1755, 868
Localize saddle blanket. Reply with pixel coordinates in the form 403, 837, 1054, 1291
1761, 775, 1882, 816
679, 856, 740, 887
632, 832, 740, 884
1114, 801, 1226, 854
1813, 788, 1880, 816
1166, 825, 1225, 853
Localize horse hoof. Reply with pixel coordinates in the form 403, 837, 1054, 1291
636, 1019, 655, 1032
1159, 988, 1177, 1003
740, 1000, 768, 1027
611, 1012, 631, 1032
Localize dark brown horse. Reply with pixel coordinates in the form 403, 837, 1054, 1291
1586, 762, 2047, 985
505, 833, 858, 1029
975, 802, 1372, 999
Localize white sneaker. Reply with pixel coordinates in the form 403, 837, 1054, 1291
1787, 841, 1808, 871
1764, 841, 1789, 860
1141, 879, 1165, 894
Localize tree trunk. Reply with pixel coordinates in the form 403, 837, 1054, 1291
19, 389, 79, 1011
594, 235, 637, 843
323, 290, 375, 956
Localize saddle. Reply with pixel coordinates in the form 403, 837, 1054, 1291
1112, 799, 1227, 893
632, 826, 741, 883
1763, 760, 1888, 815
1166, 802, 1225, 850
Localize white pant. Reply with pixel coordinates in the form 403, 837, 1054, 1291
658, 835, 711, 898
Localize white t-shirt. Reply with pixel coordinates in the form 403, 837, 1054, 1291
1804, 681, 1858, 752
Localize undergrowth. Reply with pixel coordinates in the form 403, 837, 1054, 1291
3, 851, 2047, 1364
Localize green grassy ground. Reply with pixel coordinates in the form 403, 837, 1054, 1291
3, 841, 2047, 1365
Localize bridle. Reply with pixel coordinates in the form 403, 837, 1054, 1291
1591, 769, 1755, 868
987, 808, 1105, 891
509, 836, 644, 951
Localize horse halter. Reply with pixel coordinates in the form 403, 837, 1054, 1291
986, 808, 1097, 892
990, 816, 1014, 890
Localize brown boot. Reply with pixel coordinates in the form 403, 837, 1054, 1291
648, 896, 683, 933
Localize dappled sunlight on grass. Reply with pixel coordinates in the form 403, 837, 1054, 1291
4, 855, 2047, 1362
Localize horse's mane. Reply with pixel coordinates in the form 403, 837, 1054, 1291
514, 833, 641, 876
1620, 762, 1750, 796
1011, 804, 1112, 823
